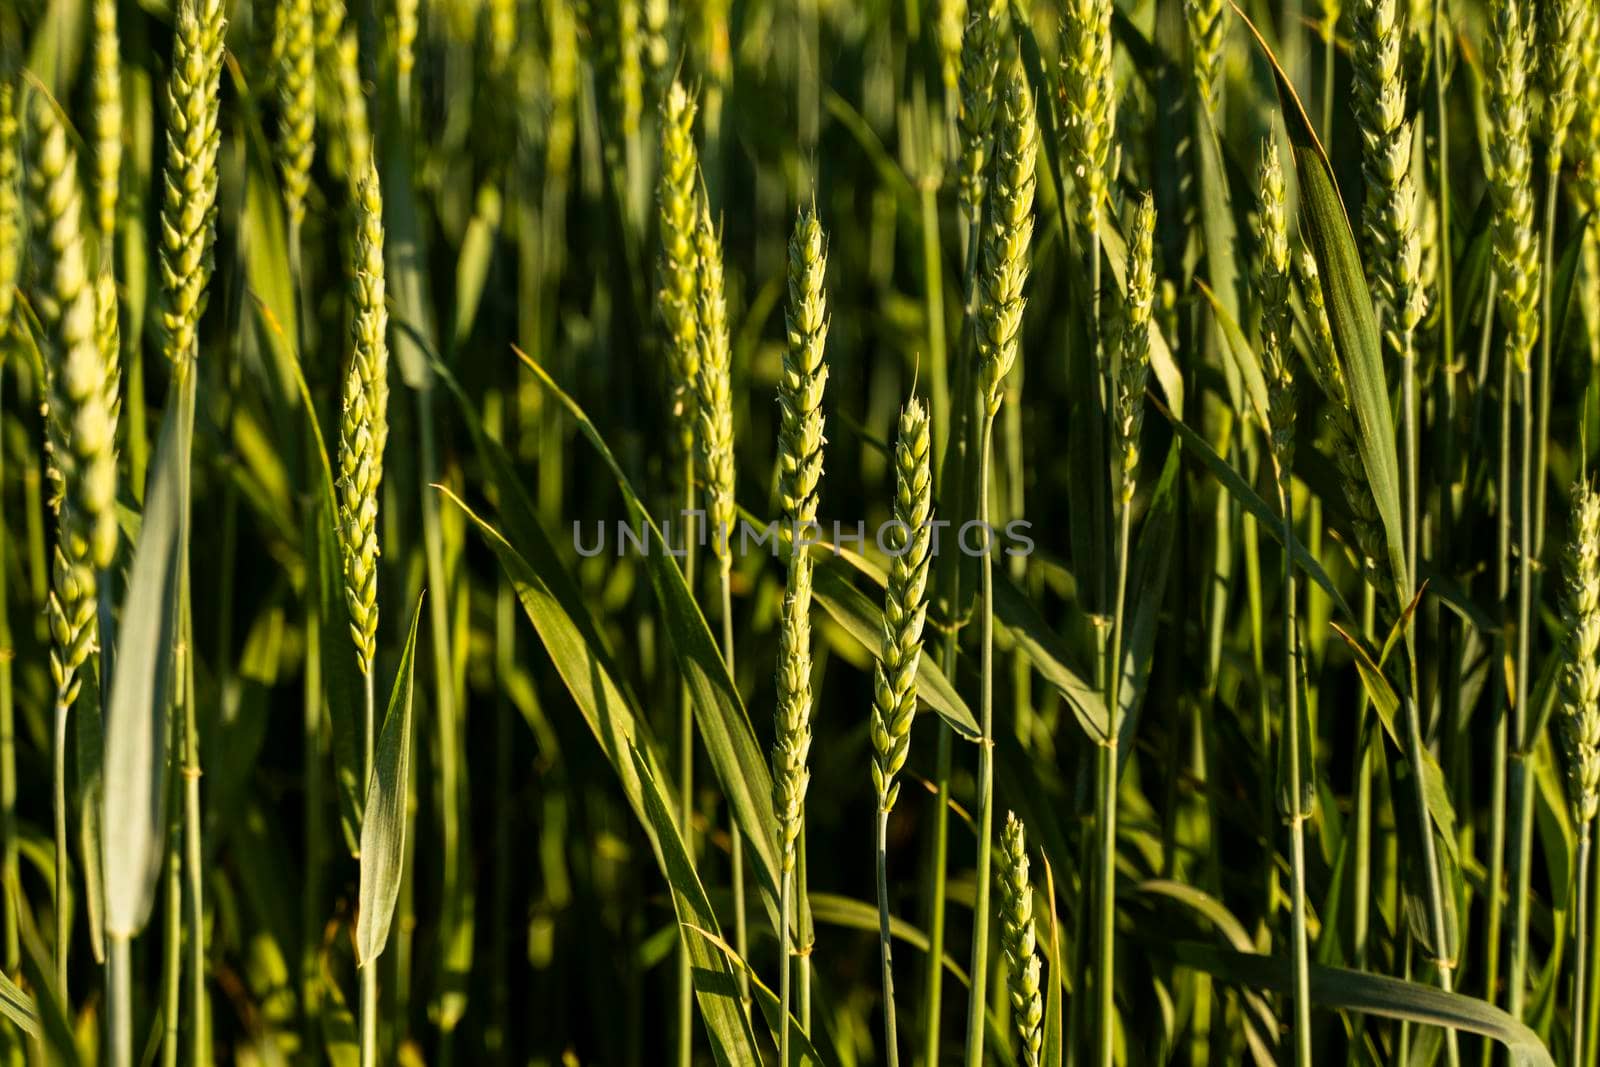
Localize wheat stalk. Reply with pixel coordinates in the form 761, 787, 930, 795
999, 812, 1043, 1067
967, 56, 1037, 1067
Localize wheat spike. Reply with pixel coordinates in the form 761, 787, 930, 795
275, 0, 318, 227
1115, 193, 1155, 504
352, 162, 389, 486
1257, 138, 1296, 479
1564, 482, 1600, 823
999, 812, 1043, 1067
657, 82, 701, 459
779, 209, 829, 532
957, 1, 1005, 227
1185, 0, 1228, 112
695, 191, 735, 561
26, 97, 120, 705
1487, 0, 1540, 372
871, 398, 933, 812
1352, 0, 1426, 353
160, 0, 227, 367
91, 0, 122, 250
1060, 0, 1115, 236
1541, 0, 1587, 171
978, 60, 1038, 417
939, 0, 968, 95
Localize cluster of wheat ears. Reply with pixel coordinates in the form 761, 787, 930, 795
8, 0, 1600, 1063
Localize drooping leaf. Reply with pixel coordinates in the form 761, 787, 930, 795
355, 594, 424, 966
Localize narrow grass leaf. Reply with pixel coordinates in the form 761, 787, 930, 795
0, 968, 38, 1038
515, 347, 786, 918
1235, 3, 1408, 600
102, 369, 191, 938
628, 746, 764, 1065
355, 594, 424, 966
1166, 943, 1554, 1066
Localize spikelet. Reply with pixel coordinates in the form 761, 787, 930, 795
275, 0, 317, 227
871, 399, 933, 812
1256, 139, 1295, 480
1540, 0, 1586, 170
1299, 249, 1391, 608
999, 812, 1043, 1067
1115, 194, 1155, 504
586, 0, 644, 145
1185, 0, 1228, 112
957, 0, 1004, 227
939, 0, 968, 96
1565, 481, 1600, 824
695, 192, 735, 561
159, 0, 227, 366
1060, 0, 1115, 236
351, 163, 389, 486
0, 77, 17, 343
657, 82, 701, 459
1352, 0, 1425, 353
26, 98, 120, 706
91, 0, 121, 250
1486, 0, 1540, 373
977, 61, 1038, 418
778, 209, 828, 534
642, 0, 669, 93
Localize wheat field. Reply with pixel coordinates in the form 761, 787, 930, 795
1, 0, 1598, 1063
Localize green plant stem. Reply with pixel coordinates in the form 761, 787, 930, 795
53, 697, 68, 1003
720, 570, 748, 1010
181, 574, 205, 1065
1349, 585, 1376, 1060
963, 410, 998, 1067
109, 932, 131, 1067
797, 826, 811, 1029
161, 811, 180, 1067
1482, 271, 1509, 1067
1321, 24, 1335, 140
361, 669, 376, 1067
876, 806, 899, 1067
1577, 827, 1593, 1067
1277, 476, 1311, 1067
780, 864, 793, 1065
923, 714, 953, 1064
1404, 335, 1418, 592
677, 473, 697, 1067
1509, 363, 1536, 1024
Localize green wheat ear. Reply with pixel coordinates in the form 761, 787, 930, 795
91, 0, 121, 251
1256, 138, 1295, 479
275, 0, 317, 228
870, 398, 932, 813
1114, 193, 1155, 505
956, 0, 1004, 228
694, 190, 735, 562
999, 811, 1043, 1067
1564, 481, 1600, 824
657, 81, 701, 459
26, 95, 120, 705
977, 59, 1037, 417
1185, 0, 1228, 112
1486, 0, 1540, 373
160, 0, 227, 367
1060, 0, 1114, 237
